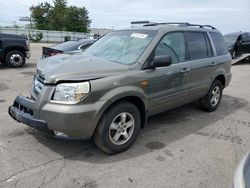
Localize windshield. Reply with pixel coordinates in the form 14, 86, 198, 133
224, 35, 238, 47
84, 30, 157, 65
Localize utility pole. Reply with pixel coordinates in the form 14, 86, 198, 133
19, 16, 32, 29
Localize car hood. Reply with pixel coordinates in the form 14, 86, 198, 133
0, 33, 26, 39
37, 53, 129, 84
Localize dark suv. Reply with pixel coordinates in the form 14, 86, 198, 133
0, 33, 30, 68
224, 32, 250, 58
9, 22, 232, 154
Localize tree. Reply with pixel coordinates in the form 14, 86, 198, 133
30, 0, 91, 32
48, 0, 67, 30
30, 2, 51, 30
64, 6, 91, 32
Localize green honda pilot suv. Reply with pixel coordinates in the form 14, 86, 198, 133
9, 22, 232, 154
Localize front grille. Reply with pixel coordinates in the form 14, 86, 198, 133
37, 74, 45, 83
13, 101, 33, 116
32, 76, 44, 95
36, 70, 46, 83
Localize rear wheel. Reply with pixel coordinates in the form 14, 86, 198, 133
5, 50, 25, 68
199, 80, 223, 112
93, 101, 141, 154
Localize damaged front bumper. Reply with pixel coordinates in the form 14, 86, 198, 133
8, 95, 53, 134
8, 92, 107, 139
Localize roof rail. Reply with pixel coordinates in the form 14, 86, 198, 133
131, 21, 151, 25
144, 22, 189, 26
143, 22, 217, 30
131, 21, 157, 25
187, 23, 217, 30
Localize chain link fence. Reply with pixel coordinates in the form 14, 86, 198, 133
0, 28, 91, 43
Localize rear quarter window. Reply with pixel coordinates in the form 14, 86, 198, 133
209, 32, 228, 56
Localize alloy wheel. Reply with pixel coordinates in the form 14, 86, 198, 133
109, 112, 135, 145
210, 86, 221, 107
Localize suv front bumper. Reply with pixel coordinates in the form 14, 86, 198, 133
9, 106, 51, 133
26, 50, 31, 59
8, 95, 106, 138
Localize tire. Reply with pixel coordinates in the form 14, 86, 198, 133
0, 59, 6, 64
5, 50, 25, 68
93, 101, 141, 154
199, 80, 223, 112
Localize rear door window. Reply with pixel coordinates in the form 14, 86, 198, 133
186, 32, 211, 60
209, 32, 228, 56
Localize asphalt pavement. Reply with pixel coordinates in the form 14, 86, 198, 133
0, 43, 250, 188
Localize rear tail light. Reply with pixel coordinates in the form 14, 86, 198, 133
49, 52, 61, 56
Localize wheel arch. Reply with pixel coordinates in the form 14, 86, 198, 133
4, 46, 26, 58
214, 74, 226, 88
212, 67, 227, 88
95, 94, 148, 135
112, 96, 147, 128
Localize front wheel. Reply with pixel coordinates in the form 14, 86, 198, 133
93, 101, 141, 154
199, 80, 223, 112
5, 50, 25, 68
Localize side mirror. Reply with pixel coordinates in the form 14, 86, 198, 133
152, 55, 172, 68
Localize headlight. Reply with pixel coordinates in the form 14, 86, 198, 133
52, 82, 90, 103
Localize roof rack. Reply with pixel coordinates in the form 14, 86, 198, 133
142, 22, 217, 30
131, 21, 151, 25
130, 21, 157, 26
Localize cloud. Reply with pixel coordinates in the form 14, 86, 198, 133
0, 0, 249, 33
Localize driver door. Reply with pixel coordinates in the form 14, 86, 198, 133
146, 32, 191, 115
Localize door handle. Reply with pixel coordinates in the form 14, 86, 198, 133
181, 67, 190, 73
210, 62, 218, 66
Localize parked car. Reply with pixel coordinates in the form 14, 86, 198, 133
42, 39, 95, 58
233, 152, 250, 188
224, 32, 250, 58
0, 33, 30, 68
9, 22, 232, 154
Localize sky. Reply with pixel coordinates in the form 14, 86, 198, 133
0, 0, 249, 34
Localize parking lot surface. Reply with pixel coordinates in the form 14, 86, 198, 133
0, 43, 250, 188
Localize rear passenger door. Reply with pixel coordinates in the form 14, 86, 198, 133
186, 31, 214, 101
